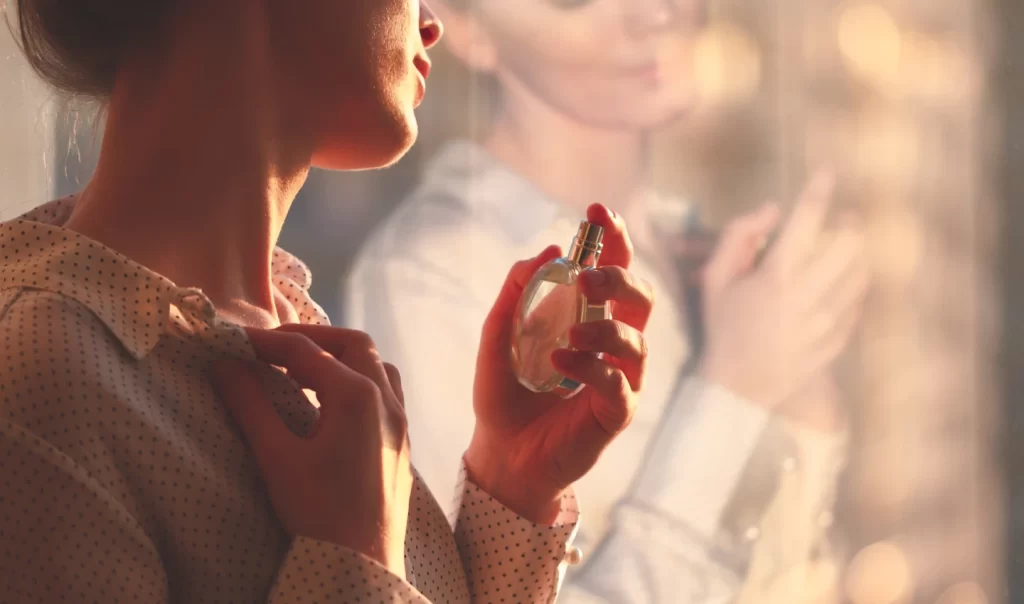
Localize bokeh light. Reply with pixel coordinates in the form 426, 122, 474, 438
837, 2, 903, 96
846, 541, 915, 604
692, 22, 762, 107
900, 33, 974, 104
853, 111, 920, 188
935, 582, 989, 604
866, 206, 924, 285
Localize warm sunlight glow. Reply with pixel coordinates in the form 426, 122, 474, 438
837, 3, 903, 95
866, 207, 923, 285
693, 22, 762, 107
935, 582, 989, 604
846, 541, 915, 604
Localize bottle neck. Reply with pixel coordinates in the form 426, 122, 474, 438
569, 241, 602, 268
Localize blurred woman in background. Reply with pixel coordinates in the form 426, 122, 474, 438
347, 0, 870, 602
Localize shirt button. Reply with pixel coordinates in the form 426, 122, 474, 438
564, 546, 584, 566
744, 526, 761, 541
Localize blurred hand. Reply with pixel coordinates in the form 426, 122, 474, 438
465, 204, 654, 524
210, 324, 411, 579
700, 172, 870, 420
777, 372, 846, 432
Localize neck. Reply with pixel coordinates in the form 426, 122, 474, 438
484, 85, 648, 215
65, 7, 311, 323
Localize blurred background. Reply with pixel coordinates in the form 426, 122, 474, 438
1, 0, 1011, 602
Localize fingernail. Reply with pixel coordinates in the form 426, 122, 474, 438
582, 270, 605, 288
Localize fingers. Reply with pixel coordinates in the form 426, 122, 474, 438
802, 235, 870, 343
799, 217, 866, 308
579, 266, 654, 331
586, 204, 634, 270
245, 328, 360, 398
765, 171, 835, 273
820, 258, 870, 340
551, 349, 636, 435
568, 320, 648, 391
830, 254, 871, 315
210, 359, 300, 466
273, 323, 399, 407
704, 203, 781, 294
802, 258, 870, 375
812, 293, 866, 374
480, 245, 563, 354
383, 362, 404, 408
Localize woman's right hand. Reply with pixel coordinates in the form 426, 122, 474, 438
210, 324, 412, 579
699, 172, 870, 417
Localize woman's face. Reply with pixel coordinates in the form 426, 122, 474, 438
474, 0, 706, 130
275, 0, 442, 170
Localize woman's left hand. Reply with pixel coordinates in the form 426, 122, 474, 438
465, 204, 654, 524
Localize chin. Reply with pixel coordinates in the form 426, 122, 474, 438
575, 104, 694, 132
311, 106, 419, 171
631, 103, 695, 130
624, 91, 699, 129
564, 89, 698, 132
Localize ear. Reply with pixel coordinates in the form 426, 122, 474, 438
432, 0, 498, 72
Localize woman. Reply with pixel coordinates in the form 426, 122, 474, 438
0, 1, 656, 602
346, 0, 869, 602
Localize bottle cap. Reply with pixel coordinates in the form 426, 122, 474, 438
569, 221, 604, 265
576, 221, 604, 248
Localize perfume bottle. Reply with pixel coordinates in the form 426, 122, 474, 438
511, 221, 610, 399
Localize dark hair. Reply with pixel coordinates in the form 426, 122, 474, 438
5, 0, 168, 98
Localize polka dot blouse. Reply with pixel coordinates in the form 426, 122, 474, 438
0, 197, 581, 603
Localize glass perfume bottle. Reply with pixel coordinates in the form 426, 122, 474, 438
511, 221, 610, 399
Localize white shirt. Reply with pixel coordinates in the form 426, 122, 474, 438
345, 141, 848, 603
0, 196, 580, 603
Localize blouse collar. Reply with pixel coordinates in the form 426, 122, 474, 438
0, 196, 319, 360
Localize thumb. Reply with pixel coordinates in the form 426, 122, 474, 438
704, 203, 780, 293
210, 359, 298, 466
479, 245, 563, 367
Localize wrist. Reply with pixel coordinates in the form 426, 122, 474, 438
463, 437, 566, 525
776, 376, 848, 433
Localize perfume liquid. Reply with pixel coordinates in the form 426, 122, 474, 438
511, 221, 609, 399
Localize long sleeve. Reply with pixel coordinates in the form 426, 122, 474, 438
0, 418, 445, 604
269, 539, 433, 603
559, 380, 847, 604
734, 419, 847, 604
0, 291, 442, 604
452, 464, 581, 603
270, 465, 586, 604
0, 419, 169, 603
558, 379, 769, 604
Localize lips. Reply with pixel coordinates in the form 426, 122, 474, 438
413, 55, 431, 106
413, 55, 432, 82
625, 63, 661, 83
